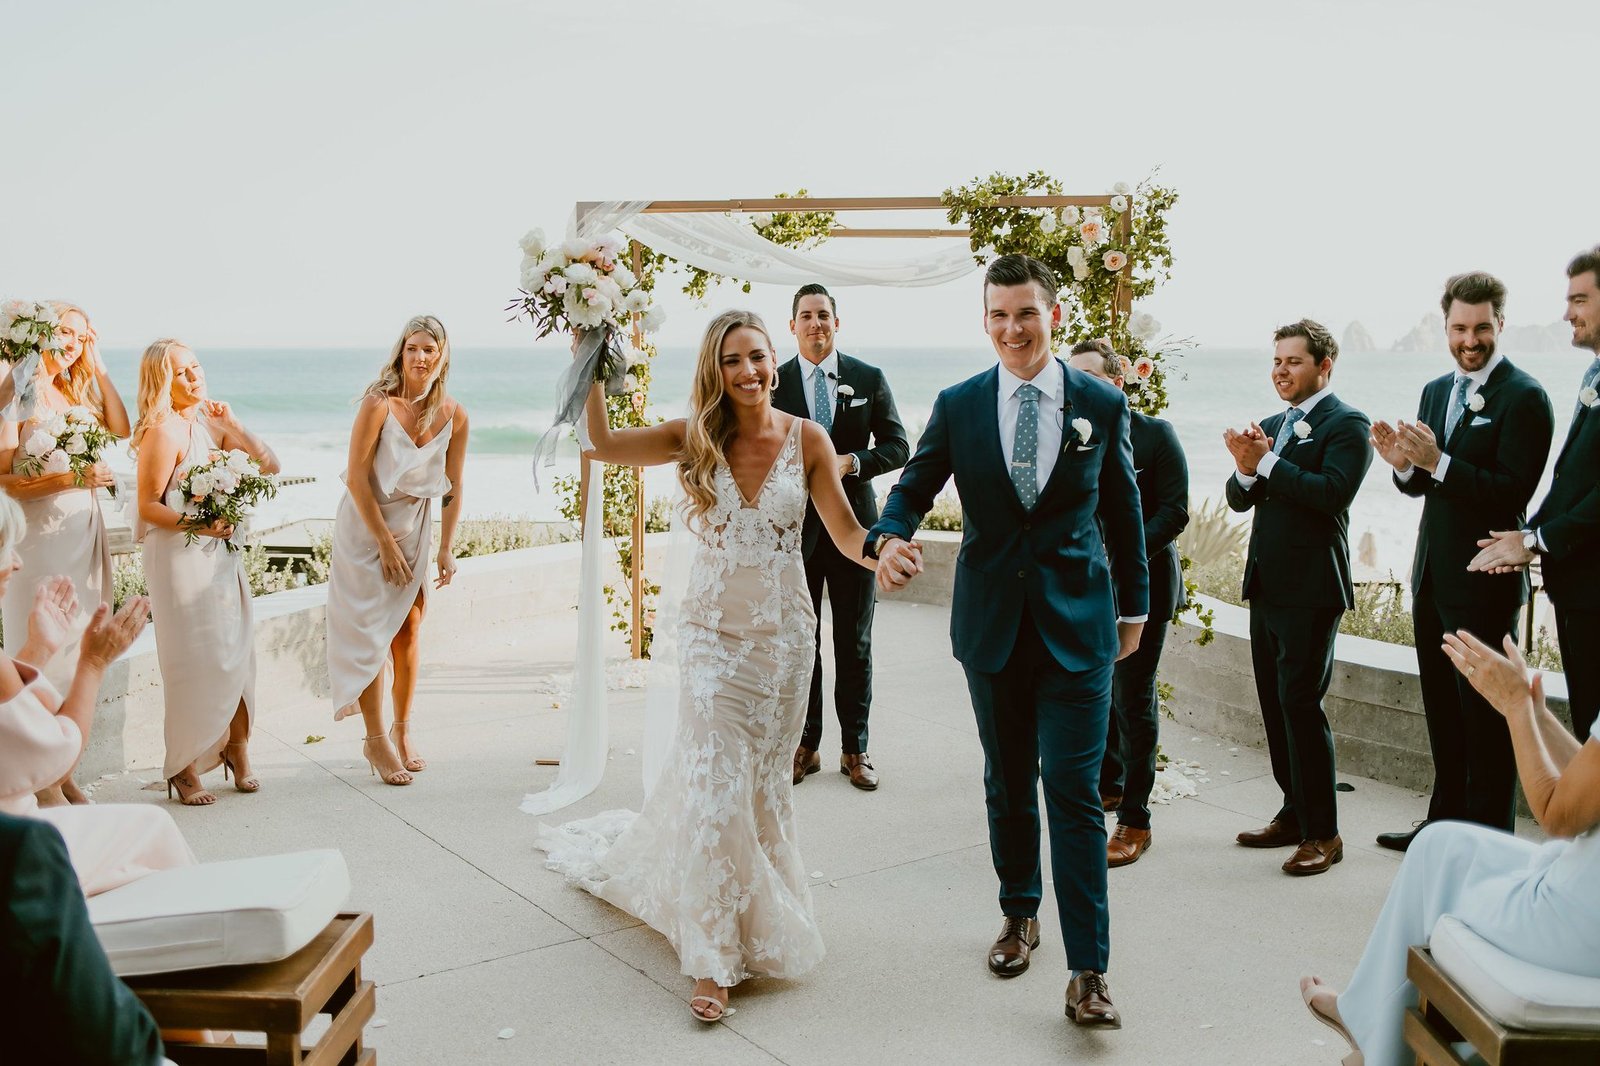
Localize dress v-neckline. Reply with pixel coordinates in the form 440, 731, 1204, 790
385, 408, 451, 450
730, 418, 797, 509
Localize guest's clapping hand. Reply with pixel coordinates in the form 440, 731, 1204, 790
1395, 420, 1441, 473
1468, 530, 1535, 574
1441, 630, 1538, 720
378, 537, 413, 587
22, 576, 79, 664
435, 548, 457, 589
1222, 426, 1271, 476
1369, 420, 1410, 470
79, 597, 150, 671
874, 538, 923, 593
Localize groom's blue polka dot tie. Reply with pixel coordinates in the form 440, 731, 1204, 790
1011, 384, 1041, 510
1444, 375, 1471, 439
813, 366, 833, 434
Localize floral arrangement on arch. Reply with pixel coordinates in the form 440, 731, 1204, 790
942, 170, 1184, 417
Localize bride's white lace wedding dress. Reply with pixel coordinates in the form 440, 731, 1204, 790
536, 417, 825, 985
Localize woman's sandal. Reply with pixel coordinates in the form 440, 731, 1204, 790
362, 735, 413, 786
389, 721, 426, 772
688, 995, 734, 1023
1300, 976, 1363, 1065
167, 769, 216, 806
221, 741, 260, 793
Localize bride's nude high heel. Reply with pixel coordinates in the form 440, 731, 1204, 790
363, 735, 413, 786
389, 721, 426, 772
221, 741, 260, 793
689, 980, 733, 1023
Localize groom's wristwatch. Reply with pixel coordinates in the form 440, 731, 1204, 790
873, 534, 901, 558
1522, 529, 1542, 555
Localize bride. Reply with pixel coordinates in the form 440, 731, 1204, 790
537, 309, 920, 1021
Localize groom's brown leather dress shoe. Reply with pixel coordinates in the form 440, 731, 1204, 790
1106, 825, 1151, 868
1065, 971, 1122, 1028
840, 753, 878, 791
792, 746, 820, 786
1236, 818, 1301, 848
1282, 835, 1343, 876
987, 916, 1040, 977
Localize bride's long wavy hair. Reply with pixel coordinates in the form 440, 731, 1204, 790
678, 309, 775, 522
363, 315, 451, 435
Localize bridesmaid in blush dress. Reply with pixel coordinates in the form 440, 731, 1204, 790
326, 315, 468, 786
0, 301, 131, 807
133, 340, 279, 807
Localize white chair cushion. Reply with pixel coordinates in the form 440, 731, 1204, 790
89, 850, 350, 977
1430, 914, 1600, 1031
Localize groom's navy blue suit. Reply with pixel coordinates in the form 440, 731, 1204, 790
868, 359, 1147, 972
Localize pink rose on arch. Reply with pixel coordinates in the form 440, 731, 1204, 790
1131, 356, 1155, 380
630, 391, 646, 412
1078, 219, 1105, 246
1102, 250, 1128, 272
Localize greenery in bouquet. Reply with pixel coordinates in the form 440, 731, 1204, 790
176, 449, 278, 552
15, 407, 119, 495
0, 299, 64, 365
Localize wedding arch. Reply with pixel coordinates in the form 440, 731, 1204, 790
515, 175, 1184, 814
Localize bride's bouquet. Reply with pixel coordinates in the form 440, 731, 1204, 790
507, 228, 665, 391
16, 407, 119, 496
0, 300, 63, 365
176, 449, 278, 552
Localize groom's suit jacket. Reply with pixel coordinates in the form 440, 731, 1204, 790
1397, 359, 1552, 612
869, 360, 1148, 675
773, 352, 909, 558
1529, 375, 1600, 610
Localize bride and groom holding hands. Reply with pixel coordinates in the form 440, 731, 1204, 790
537, 253, 1148, 1028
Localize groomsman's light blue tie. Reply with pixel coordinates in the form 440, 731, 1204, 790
813, 366, 833, 433
1010, 384, 1041, 509
1444, 375, 1471, 439
1575, 358, 1600, 421
1271, 406, 1305, 456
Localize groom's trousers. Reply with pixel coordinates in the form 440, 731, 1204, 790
963, 610, 1112, 974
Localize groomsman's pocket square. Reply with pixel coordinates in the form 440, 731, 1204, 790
847, 397, 869, 408
1064, 441, 1101, 454
1470, 415, 1492, 426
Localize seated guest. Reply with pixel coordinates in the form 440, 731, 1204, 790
0, 495, 190, 896
1301, 630, 1600, 1065
0, 811, 169, 1066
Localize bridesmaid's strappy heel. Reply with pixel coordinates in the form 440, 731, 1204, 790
362, 735, 413, 786
221, 741, 260, 793
167, 769, 216, 806
389, 721, 427, 772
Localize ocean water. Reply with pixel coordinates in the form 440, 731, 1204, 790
96, 344, 1593, 575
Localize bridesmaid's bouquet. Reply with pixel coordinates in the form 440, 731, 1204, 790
176, 449, 278, 552
0, 299, 64, 365
16, 407, 119, 496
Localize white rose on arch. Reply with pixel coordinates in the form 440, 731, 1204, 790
1467, 392, 1486, 413
563, 261, 598, 286
641, 306, 668, 333
1112, 181, 1131, 195
1109, 194, 1129, 213
1079, 220, 1106, 247
1063, 206, 1082, 225
1102, 250, 1128, 272
610, 264, 637, 290
1066, 245, 1087, 268
750, 212, 774, 228
1129, 311, 1160, 340
1039, 212, 1058, 234
1072, 262, 1089, 282
621, 290, 651, 314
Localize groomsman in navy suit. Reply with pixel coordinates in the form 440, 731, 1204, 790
1067, 339, 1190, 869
773, 284, 908, 791
1469, 247, 1600, 741
869, 255, 1147, 1028
1371, 272, 1553, 849
1225, 319, 1372, 876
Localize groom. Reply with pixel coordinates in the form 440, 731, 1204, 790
869, 254, 1147, 1028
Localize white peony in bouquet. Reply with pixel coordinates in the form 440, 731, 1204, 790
0, 299, 64, 365
175, 448, 278, 552
16, 406, 119, 496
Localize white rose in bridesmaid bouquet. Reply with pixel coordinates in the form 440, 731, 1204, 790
45, 414, 68, 436
63, 433, 87, 456
43, 449, 70, 474
213, 469, 240, 495
8, 324, 29, 345
226, 449, 253, 473
188, 471, 214, 497
23, 429, 54, 458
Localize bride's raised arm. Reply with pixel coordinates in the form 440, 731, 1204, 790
580, 381, 685, 468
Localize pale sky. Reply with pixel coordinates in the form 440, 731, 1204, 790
6, 0, 1598, 353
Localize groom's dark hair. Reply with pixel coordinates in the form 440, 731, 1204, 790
791, 283, 836, 318
1273, 319, 1339, 365
1440, 271, 1507, 318
1567, 246, 1600, 286
984, 254, 1059, 308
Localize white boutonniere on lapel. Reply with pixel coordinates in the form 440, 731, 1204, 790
1467, 392, 1486, 413
836, 383, 855, 399
1581, 386, 1599, 409
1292, 419, 1311, 439
1069, 417, 1093, 450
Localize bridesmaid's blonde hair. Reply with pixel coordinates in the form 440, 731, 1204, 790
0, 493, 24, 557
45, 301, 100, 409
678, 310, 775, 522
129, 339, 190, 455
364, 315, 451, 435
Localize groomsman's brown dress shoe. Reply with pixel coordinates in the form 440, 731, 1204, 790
1235, 818, 1301, 848
840, 753, 879, 791
1106, 825, 1151, 868
792, 746, 821, 786
1065, 971, 1122, 1028
987, 916, 1040, 977
1282, 835, 1343, 876
1101, 793, 1123, 812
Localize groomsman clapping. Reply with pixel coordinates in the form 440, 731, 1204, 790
1224, 319, 1372, 876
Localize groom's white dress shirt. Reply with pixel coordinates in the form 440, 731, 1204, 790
1394, 351, 1503, 485
999, 359, 1145, 625
1234, 383, 1334, 490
